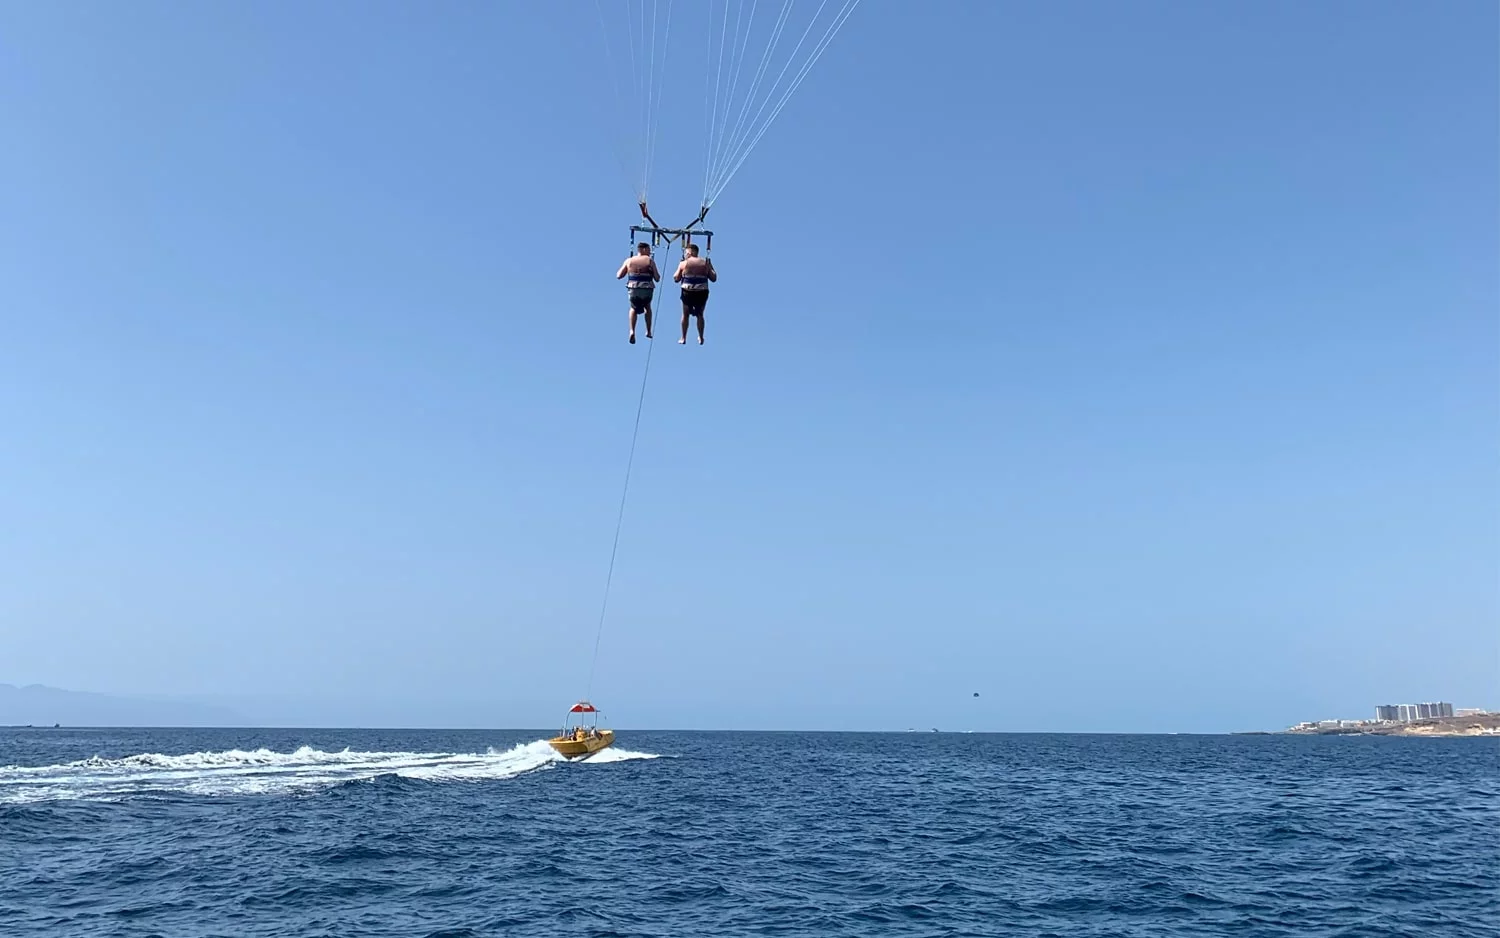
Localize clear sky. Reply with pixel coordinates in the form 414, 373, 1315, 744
1, 1, 1495, 732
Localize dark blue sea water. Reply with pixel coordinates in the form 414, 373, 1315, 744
1, 729, 1495, 937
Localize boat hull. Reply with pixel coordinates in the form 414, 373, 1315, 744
547, 729, 615, 758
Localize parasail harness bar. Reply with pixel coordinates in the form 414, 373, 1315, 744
631, 201, 713, 253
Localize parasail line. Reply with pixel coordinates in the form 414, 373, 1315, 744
586, 241, 676, 699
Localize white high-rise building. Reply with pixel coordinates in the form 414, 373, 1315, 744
1384, 702, 1455, 721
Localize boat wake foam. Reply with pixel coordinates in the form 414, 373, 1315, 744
576, 745, 659, 764
0, 739, 660, 804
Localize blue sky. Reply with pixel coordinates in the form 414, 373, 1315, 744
1, 1, 1495, 732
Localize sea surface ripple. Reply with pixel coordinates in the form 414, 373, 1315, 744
2, 729, 1495, 936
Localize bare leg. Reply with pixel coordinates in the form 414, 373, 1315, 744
679, 307, 688, 343
628, 307, 637, 343
645, 305, 653, 339
697, 314, 705, 344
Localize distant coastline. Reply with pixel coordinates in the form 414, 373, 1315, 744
1283, 712, 1500, 738
0, 683, 245, 728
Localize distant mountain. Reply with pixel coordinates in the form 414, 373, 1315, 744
0, 683, 246, 727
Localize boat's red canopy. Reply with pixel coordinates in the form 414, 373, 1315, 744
569, 702, 597, 713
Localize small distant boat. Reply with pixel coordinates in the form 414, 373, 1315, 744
547, 700, 615, 759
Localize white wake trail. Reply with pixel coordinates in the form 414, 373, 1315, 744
0, 739, 660, 803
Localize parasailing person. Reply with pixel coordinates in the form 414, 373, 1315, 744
674, 242, 717, 345
616, 241, 662, 344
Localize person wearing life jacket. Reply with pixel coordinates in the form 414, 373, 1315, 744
615, 242, 661, 344
673, 243, 717, 345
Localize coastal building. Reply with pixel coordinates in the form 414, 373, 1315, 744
1456, 708, 1487, 717
1382, 702, 1456, 722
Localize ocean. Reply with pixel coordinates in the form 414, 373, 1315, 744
1, 728, 1495, 936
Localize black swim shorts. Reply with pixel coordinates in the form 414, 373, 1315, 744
681, 289, 709, 314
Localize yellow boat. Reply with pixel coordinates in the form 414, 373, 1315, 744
547, 700, 615, 758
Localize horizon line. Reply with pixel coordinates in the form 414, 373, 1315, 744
3, 724, 1285, 735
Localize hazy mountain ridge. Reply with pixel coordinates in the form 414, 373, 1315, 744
0, 683, 247, 727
